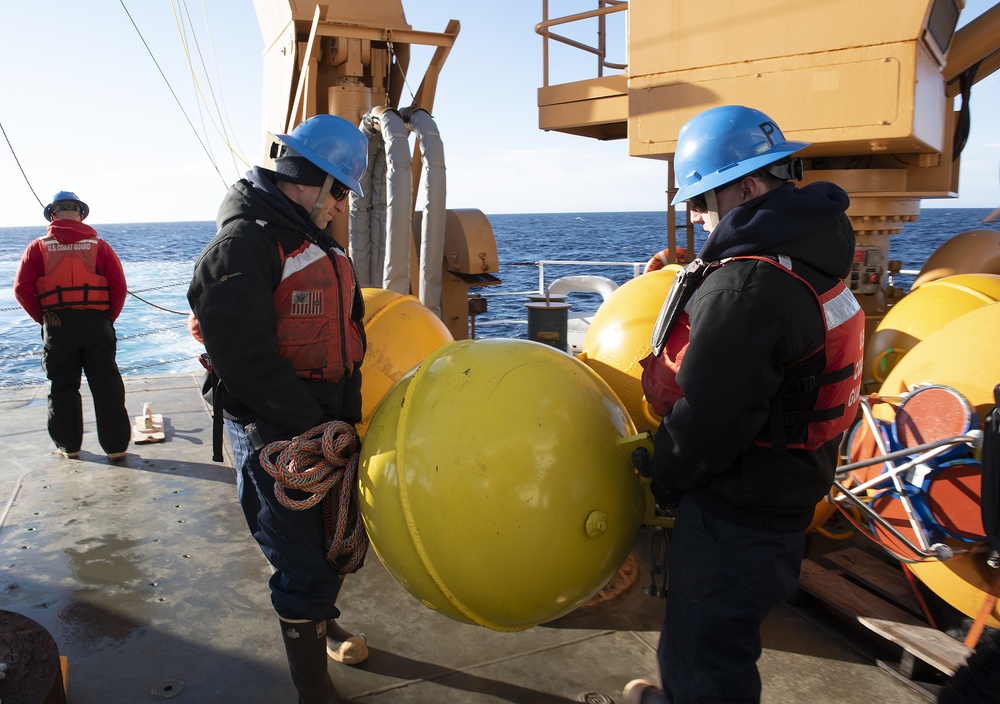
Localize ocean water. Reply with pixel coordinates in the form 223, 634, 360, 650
1, 208, 998, 388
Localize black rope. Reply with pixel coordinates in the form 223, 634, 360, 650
0, 115, 45, 208
118, 0, 228, 187
119, 355, 199, 373
952, 61, 981, 161
126, 290, 189, 316
130, 281, 188, 294
0, 354, 200, 388
118, 322, 189, 340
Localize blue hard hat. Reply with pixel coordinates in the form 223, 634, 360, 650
44, 191, 90, 221
274, 114, 368, 197
671, 105, 810, 206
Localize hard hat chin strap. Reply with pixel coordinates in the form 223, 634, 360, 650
309, 174, 334, 225
700, 189, 720, 232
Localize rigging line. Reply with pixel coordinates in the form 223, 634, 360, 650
118, 0, 228, 188
118, 322, 189, 340
130, 281, 188, 294
119, 355, 200, 373
0, 321, 189, 356
197, 0, 250, 168
172, 0, 218, 170
0, 116, 45, 209
126, 289, 189, 316
386, 40, 416, 105
174, 0, 251, 175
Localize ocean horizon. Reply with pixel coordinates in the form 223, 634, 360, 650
2, 207, 999, 388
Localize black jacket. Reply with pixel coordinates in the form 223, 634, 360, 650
187, 167, 365, 435
650, 181, 855, 531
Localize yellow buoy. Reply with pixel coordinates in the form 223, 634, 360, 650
577, 267, 681, 433
359, 339, 645, 631
358, 288, 453, 436
876, 303, 1000, 627
865, 274, 1000, 384
911, 229, 1000, 290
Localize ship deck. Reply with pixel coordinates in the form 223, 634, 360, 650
0, 373, 937, 703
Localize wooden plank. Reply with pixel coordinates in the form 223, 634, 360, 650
825, 547, 923, 615
859, 617, 973, 676
798, 559, 925, 626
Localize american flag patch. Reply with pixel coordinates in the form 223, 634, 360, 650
290, 290, 323, 315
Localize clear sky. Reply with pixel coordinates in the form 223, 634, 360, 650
1, 1, 998, 227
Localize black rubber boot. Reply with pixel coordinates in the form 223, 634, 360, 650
279, 618, 344, 703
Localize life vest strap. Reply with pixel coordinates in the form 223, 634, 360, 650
38, 283, 111, 310
785, 361, 854, 394
783, 406, 845, 426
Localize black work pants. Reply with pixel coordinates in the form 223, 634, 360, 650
658, 494, 806, 703
41, 309, 130, 454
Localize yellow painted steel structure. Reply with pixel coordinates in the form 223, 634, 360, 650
358, 339, 646, 631
577, 267, 681, 434
865, 273, 1000, 386
358, 288, 454, 436
252, 0, 499, 338
873, 303, 1000, 627
537, 1, 1000, 332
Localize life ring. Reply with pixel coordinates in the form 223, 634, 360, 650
643, 248, 688, 274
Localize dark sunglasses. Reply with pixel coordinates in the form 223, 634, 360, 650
329, 179, 351, 202
686, 179, 737, 213
686, 193, 708, 213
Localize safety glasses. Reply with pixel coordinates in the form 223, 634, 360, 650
329, 179, 352, 202
686, 179, 738, 213
686, 193, 708, 213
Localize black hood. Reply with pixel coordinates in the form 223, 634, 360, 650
215, 166, 333, 241
699, 181, 855, 279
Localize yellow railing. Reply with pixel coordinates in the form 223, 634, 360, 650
535, 1, 627, 87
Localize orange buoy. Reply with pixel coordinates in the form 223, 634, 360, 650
643, 248, 688, 274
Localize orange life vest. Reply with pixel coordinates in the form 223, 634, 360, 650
640, 255, 865, 450
34, 236, 112, 313
273, 238, 364, 382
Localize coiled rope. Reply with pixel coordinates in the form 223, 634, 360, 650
260, 421, 369, 575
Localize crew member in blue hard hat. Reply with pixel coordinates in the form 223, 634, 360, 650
627, 105, 864, 704
13, 191, 131, 461
188, 113, 369, 703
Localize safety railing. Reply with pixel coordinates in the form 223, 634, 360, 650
536, 1, 628, 87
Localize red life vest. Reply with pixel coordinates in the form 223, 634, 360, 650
273, 237, 364, 382
34, 235, 112, 314
640, 255, 865, 451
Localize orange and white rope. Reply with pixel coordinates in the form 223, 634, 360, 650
260, 421, 369, 574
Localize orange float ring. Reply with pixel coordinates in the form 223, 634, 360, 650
643, 248, 689, 273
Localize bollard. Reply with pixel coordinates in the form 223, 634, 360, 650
526, 296, 571, 352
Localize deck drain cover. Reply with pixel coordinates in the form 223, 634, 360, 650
151, 678, 186, 699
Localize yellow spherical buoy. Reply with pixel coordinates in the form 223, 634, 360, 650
578, 267, 681, 433
876, 303, 1000, 627
865, 274, 1000, 385
911, 229, 1000, 290
358, 288, 453, 436
359, 339, 645, 631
